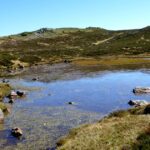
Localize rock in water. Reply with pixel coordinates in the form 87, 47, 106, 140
0, 109, 4, 123
68, 102, 75, 105
32, 77, 39, 81
16, 91, 25, 97
133, 87, 150, 94
128, 100, 149, 107
7, 91, 17, 99
11, 127, 23, 137
10, 91, 17, 96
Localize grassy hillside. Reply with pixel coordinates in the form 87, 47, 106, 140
57, 105, 150, 150
0, 27, 150, 69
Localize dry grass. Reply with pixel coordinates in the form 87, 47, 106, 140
0, 83, 11, 100
72, 57, 150, 67
0, 83, 11, 113
57, 107, 150, 150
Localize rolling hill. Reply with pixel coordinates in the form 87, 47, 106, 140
0, 27, 150, 69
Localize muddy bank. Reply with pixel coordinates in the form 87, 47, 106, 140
2, 57, 149, 83
1, 57, 150, 80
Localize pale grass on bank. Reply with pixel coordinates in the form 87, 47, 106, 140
72, 57, 150, 67
57, 107, 150, 150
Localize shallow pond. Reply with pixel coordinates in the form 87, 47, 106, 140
0, 64, 150, 150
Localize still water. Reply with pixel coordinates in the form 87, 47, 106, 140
0, 65, 150, 149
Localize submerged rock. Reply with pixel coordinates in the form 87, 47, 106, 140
0, 109, 4, 123
133, 87, 150, 94
68, 102, 75, 105
16, 90, 26, 97
11, 127, 23, 137
128, 100, 149, 107
32, 77, 39, 81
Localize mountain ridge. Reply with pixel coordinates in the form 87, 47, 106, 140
0, 26, 150, 69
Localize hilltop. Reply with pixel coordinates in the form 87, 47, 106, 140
0, 26, 150, 70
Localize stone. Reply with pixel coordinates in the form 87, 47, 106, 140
128, 100, 136, 106
7, 91, 17, 99
16, 91, 25, 97
32, 77, 38, 81
11, 127, 23, 137
10, 91, 17, 96
68, 102, 74, 105
133, 87, 150, 94
0, 109, 4, 123
128, 100, 149, 107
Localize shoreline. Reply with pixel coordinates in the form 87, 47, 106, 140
1, 55, 150, 78
57, 105, 150, 150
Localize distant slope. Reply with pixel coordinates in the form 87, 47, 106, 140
0, 27, 150, 69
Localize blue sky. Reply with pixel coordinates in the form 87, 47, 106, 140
0, 0, 150, 36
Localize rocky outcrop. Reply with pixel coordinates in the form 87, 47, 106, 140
128, 100, 149, 107
133, 87, 150, 94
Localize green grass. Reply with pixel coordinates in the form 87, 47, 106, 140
0, 83, 11, 113
0, 102, 8, 112
0, 83, 11, 100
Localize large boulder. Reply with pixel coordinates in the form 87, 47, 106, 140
7, 91, 17, 99
11, 127, 23, 137
128, 100, 149, 107
7, 90, 26, 98
133, 87, 150, 94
